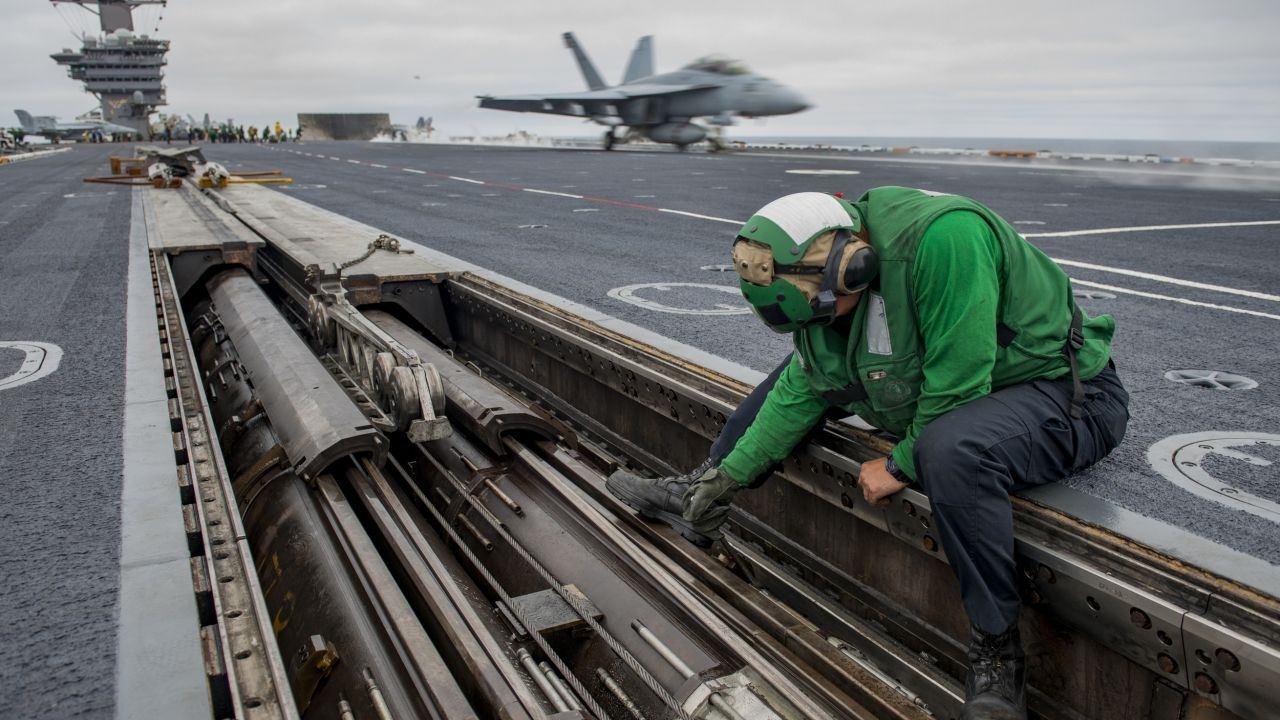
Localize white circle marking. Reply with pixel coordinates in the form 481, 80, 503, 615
607, 283, 750, 315
1148, 432, 1280, 522
0, 341, 64, 390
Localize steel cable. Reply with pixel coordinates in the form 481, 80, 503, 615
379, 455, 621, 720
392, 446, 695, 720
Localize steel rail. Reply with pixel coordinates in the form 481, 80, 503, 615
501, 437, 859, 719
379, 451, 618, 720
344, 458, 552, 719
151, 249, 298, 719
178, 183, 1278, 719
439, 271, 1280, 720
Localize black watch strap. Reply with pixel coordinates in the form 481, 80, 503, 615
884, 456, 908, 481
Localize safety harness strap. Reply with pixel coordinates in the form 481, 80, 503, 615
821, 384, 868, 406
1065, 306, 1086, 418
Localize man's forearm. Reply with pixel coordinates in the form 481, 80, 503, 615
718, 356, 825, 484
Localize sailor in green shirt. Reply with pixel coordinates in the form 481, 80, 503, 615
607, 188, 1129, 720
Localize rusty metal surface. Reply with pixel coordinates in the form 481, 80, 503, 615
143, 170, 1279, 720
153, 250, 297, 720
435, 271, 1279, 720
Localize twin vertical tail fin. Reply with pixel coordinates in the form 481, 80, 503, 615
562, 32, 607, 90
622, 36, 654, 84
14, 110, 37, 132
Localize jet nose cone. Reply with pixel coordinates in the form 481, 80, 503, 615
783, 88, 812, 114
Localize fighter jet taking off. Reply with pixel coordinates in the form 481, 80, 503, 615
478, 32, 811, 151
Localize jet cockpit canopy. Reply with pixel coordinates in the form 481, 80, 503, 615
682, 55, 750, 75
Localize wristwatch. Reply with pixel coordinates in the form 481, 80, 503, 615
884, 456, 908, 482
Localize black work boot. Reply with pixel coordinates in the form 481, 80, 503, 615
606, 459, 715, 547
959, 623, 1027, 720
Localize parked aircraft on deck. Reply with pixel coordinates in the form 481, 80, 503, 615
477, 32, 811, 151
13, 109, 138, 141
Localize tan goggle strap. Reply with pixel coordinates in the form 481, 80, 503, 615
733, 231, 872, 302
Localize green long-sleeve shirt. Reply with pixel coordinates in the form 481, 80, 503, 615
720, 211, 1007, 484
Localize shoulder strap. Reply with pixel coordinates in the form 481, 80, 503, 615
1065, 306, 1086, 418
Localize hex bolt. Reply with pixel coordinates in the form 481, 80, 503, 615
1193, 672, 1219, 694
1158, 653, 1179, 674
1130, 608, 1152, 630
1215, 648, 1241, 672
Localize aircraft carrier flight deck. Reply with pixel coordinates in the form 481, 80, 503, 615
1, 141, 1277, 720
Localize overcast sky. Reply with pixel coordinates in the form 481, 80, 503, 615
7, 0, 1279, 142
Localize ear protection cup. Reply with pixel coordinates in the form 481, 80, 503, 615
834, 239, 878, 294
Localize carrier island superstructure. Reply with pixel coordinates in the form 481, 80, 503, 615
49, 0, 169, 137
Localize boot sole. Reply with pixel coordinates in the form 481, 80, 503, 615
605, 478, 714, 549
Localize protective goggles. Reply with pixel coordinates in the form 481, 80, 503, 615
734, 229, 855, 333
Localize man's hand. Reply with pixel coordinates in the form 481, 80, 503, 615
858, 457, 910, 507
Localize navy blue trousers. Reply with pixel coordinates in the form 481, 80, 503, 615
710, 357, 1130, 633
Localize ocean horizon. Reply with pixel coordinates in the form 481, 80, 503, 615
721, 135, 1280, 162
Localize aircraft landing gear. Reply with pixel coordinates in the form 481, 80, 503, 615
708, 126, 728, 153
603, 129, 615, 151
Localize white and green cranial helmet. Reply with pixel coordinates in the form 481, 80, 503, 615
732, 192, 878, 332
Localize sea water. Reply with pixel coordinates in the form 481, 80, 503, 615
733, 136, 1280, 163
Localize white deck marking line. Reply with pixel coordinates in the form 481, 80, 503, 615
641, 210, 1275, 311
403, 168, 427, 174
1025, 219, 1280, 238
524, 188, 584, 199
1071, 279, 1280, 321
370, 163, 388, 168
118, 188, 214, 718
346, 159, 361, 164
1055, 259, 1280, 303
657, 208, 743, 225
449, 176, 485, 184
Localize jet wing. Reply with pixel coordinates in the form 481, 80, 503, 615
478, 83, 714, 117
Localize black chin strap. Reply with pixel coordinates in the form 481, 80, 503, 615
811, 229, 851, 325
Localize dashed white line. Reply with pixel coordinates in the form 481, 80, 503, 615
449, 176, 485, 184
657, 209, 742, 225
524, 188, 584, 199
630, 208, 1274, 316
1071, 279, 1280, 321
1025, 220, 1280, 238
370, 163, 387, 168
403, 168, 427, 174
347, 159, 361, 164
1056, 259, 1280, 303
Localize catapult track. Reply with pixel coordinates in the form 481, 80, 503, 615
139, 169, 1278, 720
